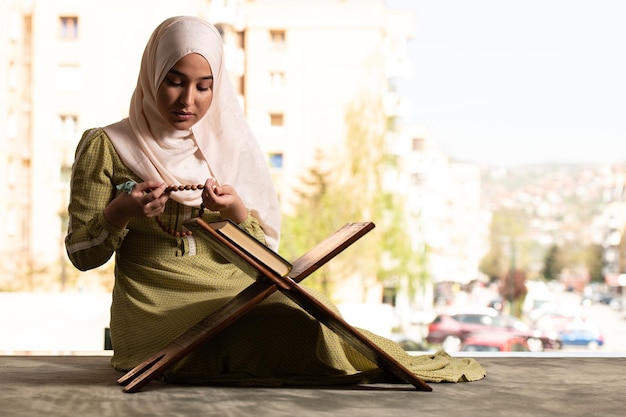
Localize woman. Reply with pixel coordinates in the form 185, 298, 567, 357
65, 16, 484, 386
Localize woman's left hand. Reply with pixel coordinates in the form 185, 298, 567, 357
201, 178, 248, 223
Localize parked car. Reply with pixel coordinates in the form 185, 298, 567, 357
559, 323, 604, 350
461, 332, 530, 352
426, 309, 561, 352
533, 311, 579, 335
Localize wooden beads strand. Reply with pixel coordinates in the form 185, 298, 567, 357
164, 184, 205, 193
155, 184, 206, 237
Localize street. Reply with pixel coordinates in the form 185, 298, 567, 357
565, 293, 626, 352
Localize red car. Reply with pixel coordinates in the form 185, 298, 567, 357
426, 309, 561, 352
461, 332, 531, 352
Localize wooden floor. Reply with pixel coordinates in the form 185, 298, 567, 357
1, 353, 624, 417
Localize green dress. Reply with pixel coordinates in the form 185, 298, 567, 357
65, 128, 486, 386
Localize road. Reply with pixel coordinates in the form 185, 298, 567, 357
525, 289, 626, 353
567, 294, 626, 353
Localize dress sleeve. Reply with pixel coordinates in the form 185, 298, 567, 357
65, 129, 129, 271
235, 213, 268, 245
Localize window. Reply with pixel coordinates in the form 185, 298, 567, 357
59, 16, 78, 39
236, 31, 245, 48
382, 287, 397, 306
56, 114, 79, 138
412, 137, 425, 152
269, 71, 284, 91
269, 113, 284, 127
269, 30, 285, 49
268, 153, 283, 169
410, 172, 423, 186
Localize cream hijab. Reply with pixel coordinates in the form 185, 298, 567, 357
103, 16, 280, 249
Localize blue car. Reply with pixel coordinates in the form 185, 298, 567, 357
559, 325, 604, 349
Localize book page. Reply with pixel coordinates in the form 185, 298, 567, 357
211, 220, 292, 277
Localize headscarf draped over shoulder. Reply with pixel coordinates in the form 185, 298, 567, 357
104, 16, 280, 249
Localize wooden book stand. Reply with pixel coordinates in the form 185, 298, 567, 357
117, 220, 432, 393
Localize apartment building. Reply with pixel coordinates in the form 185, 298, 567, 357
1, 0, 212, 289
240, 1, 415, 204
401, 131, 489, 285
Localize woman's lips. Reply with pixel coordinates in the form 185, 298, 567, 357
173, 111, 193, 121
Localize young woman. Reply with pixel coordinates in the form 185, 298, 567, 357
65, 16, 484, 386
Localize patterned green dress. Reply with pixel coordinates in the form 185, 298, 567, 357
65, 128, 485, 386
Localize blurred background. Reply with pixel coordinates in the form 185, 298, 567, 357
1, 0, 625, 355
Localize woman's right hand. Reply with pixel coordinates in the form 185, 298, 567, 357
104, 181, 169, 229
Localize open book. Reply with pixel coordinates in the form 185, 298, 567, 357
183, 218, 376, 286
185, 219, 292, 279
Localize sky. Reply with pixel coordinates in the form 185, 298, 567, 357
386, 0, 626, 166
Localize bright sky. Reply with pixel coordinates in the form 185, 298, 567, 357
387, 0, 626, 166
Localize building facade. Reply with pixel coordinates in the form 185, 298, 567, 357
1, 0, 214, 289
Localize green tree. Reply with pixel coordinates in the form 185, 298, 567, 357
555, 240, 598, 286
281, 94, 427, 303
585, 243, 604, 283
479, 243, 505, 283
279, 150, 351, 294
376, 193, 427, 301
479, 208, 529, 282
542, 244, 562, 280
341, 95, 428, 303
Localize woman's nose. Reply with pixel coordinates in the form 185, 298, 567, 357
179, 87, 194, 106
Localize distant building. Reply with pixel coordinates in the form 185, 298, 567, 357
1, 0, 215, 289
400, 130, 489, 286
238, 0, 415, 208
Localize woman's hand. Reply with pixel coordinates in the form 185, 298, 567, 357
104, 181, 169, 229
201, 178, 248, 224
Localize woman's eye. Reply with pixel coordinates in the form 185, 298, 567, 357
166, 77, 183, 87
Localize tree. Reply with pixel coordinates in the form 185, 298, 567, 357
280, 92, 387, 297
542, 244, 562, 281
279, 150, 350, 294
479, 243, 505, 283
280, 93, 428, 303
499, 269, 527, 318
585, 243, 604, 283
376, 192, 427, 301
479, 208, 529, 282
341, 94, 428, 303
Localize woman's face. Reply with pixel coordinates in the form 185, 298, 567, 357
157, 53, 214, 130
